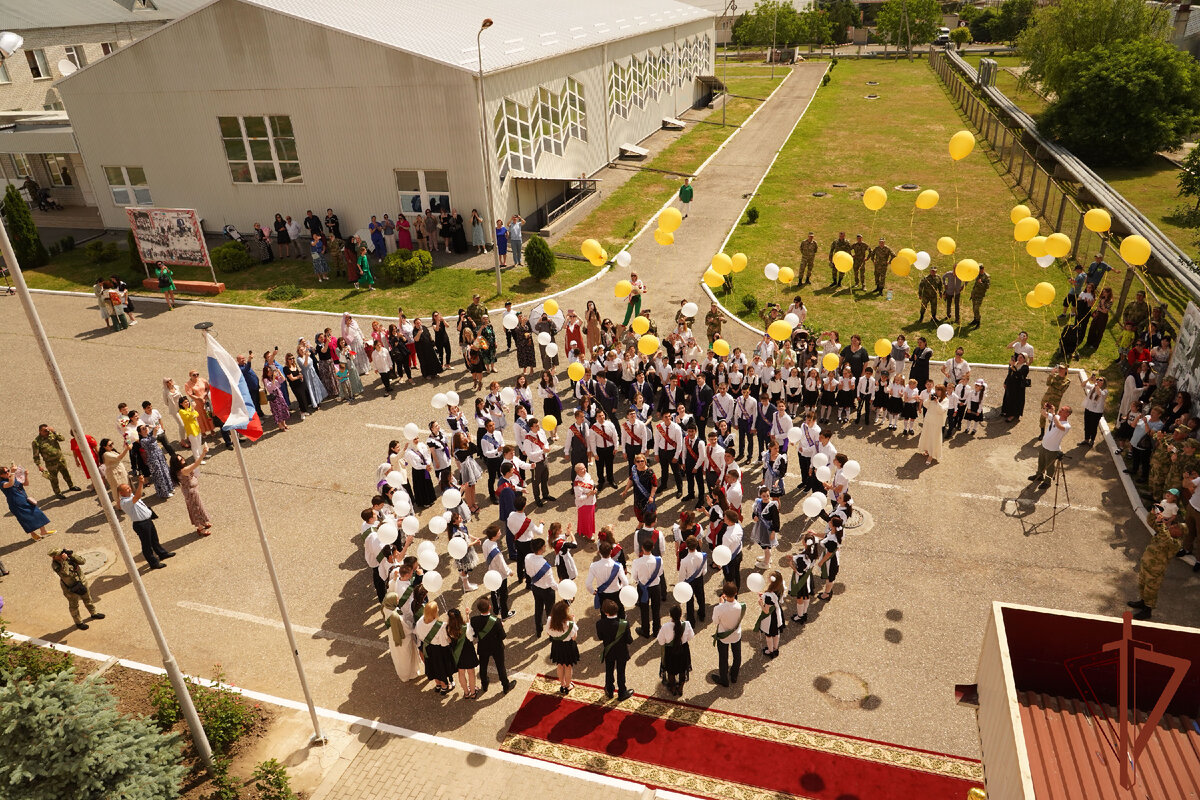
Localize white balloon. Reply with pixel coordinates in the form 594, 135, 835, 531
418, 549, 440, 571
431, 393, 448, 410
545, 343, 558, 358
936, 323, 954, 343
447, 537, 468, 560
914, 251, 931, 270
499, 386, 516, 405
784, 313, 800, 327
681, 302, 698, 318
417, 539, 437, 556
712, 544, 732, 566
558, 579, 578, 600
746, 572, 766, 593
811, 453, 829, 468
802, 493, 825, 517
446, 391, 460, 406
787, 426, 803, 442
428, 515, 448, 535
537, 331, 552, 346
842, 459, 861, 480
672, 582, 694, 604
402, 515, 421, 536
442, 510, 453, 522
619, 585, 639, 608
442, 488, 462, 509
1036, 254, 1055, 268
394, 498, 412, 517
764, 262, 780, 281
615, 250, 632, 268
376, 521, 399, 545
403, 422, 420, 440
503, 313, 519, 330
483, 569, 504, 592
385, 470, 406, 489
815, 465, 832, 483
421, 570, 443, 594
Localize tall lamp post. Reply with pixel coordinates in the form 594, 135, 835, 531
722, 0, 737, 127
474, 18, 503, 297
770, 2, 778, 79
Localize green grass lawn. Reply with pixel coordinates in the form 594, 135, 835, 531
718, 58, 1118, 370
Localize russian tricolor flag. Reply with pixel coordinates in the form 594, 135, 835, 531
206, 335, 263, 441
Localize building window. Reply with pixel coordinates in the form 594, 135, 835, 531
11, 153, 31, 177
394, 169, 450, 215
218, 115, 302, 184
132, 0, 157, 9
101, 42, 118, 55
25, 49, 50, 79
0, 61, 10, 84
494, 78, 587, 180
46, 154, 72, 187
43, 100, 65, 111
64, 45, 88, 69
104, 166, 152, 206
494, 99, 533, 180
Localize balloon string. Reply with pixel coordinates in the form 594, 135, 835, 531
1012, 241, 1035, 318
954, 161, 961, 237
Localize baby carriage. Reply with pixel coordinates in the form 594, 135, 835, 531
223, 224, 271, 264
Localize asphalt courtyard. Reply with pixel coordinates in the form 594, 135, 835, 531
2, 290, 1196, 765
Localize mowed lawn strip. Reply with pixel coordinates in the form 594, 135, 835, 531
718, 58, 1119, 370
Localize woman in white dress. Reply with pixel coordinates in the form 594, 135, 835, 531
382, 591, 423, 681
917, 384, 949, 465
341, 312, 371, 376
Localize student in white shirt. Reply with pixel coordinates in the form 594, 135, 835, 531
523, 538, 558, 638
589, 410, 619, 490
481, 523, 514, 618
620, 409, 648, 467
678, 534, 708, 625
854, 367, 878, 426
719, 507, 744, 591
630, 535, 664, 637
1080, 374, 1107, 446
709, 581, 744, 687
586, 539, 629, 615
1029, 405, 1072, 484
963, 378, 987, 435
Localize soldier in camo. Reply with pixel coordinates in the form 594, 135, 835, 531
799, 233, 818, 285
1039, 365, 1072, 433
1150, 425, 1191, 499
32, 424, 80, 498
50, 548, 105, 630
705, 303, 727, 345
675, 300, 696, 330
1127, 520, 1183, 620
1149, 376, 1176, 410
849, 235, 870, 289
969, 264, 990, 328
466, 294, 488, 328
1121, 290, 1150, 332
759, 302, 783, 328
869, 237, 894, 294
1170, 438, 1200, 498
828, 232, 851, 287
917, 267, 943, 323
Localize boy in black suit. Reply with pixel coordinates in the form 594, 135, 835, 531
596, 599, 634, 700
471, 596, 513, 694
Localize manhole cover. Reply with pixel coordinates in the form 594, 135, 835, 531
813, 670, 871, 710
894, 183, 920, 192
78, 548, 115, 577
864, 94, 880, 100
812, 191, 829, 197
866, 81, 879, 85
832, 182, 848, 188
842, 507, 874, 536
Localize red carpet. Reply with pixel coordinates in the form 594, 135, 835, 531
503, 675, 983, 800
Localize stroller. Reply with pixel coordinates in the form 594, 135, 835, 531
223, 224, 271, 264
33, 188, 63, 211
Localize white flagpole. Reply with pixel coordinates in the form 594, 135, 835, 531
0, 218, 214, 769
204, 331, 326, 745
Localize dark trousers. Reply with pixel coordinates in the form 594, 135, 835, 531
505, 327, 516, 350
478, 642, 509, 689
717, 640, 742, 683
624, 445, 641, 467
604, 655, 629, 695
855, 395, 873, 423
737, 424, 755, 460
686, 468, 704, 499
686, 577, 707, 625
370, 567, 387, 604
722, 552, 742, 592
599, 591, 626, 618
530, 460, 549, 504
705, 470, 722, 495
1083, 409, 1102, 443
379, 370, 393, 393
945, 406, 965, 435
490, 579, 510, 617
596, 447, 615, 487
435, 339, 451, 367
658, 450, 680, 491
132, 518, 169, 566
392, 352, 411, 380
514, 540, 532, 585
531, 585, 554, 637
485, 457, 502, 499
637, 588, 662, 635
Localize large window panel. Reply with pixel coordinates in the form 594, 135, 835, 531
217, 115, 302, 184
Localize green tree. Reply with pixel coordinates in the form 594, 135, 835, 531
993, 0, 1035, 42
822, 0, 862, 44
2, 184, 49, 268
0, 668, 186, 800
797, 9, 834, 46
969, 9, 999, 43
1039, 38, 1200, 166
950, 26, 973, 47
523, 234, 556, 281
875, 0, 942, 54
1177, 147, 1200, 210
1016, 0, 1170, 95
732, 0, 802, 46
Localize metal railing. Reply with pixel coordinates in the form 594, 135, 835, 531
544, 178, 598, 227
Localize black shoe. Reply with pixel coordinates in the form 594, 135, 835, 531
605, 691, 615, 699
708, 672, 729, 687
160, 551, 176, 559
54, 492, 66, 499
479, 681, 489, 693
68, 486, 82, 492
1132, 608, 1152, 621
791, 614, 802, 622
536, 500, 545, 508
682, 494, 695, 501
636, 627, 650, 638
1193, 562, 1200, 572
617, 689, 634, 701
502, 682, 515, 693
91, 612, 106, 620
149, 562, 167, 569
1027, 474, 1041, 482
75, 622, 90, 630
1127, 599, 1147, 609
504, 610, 516, 619
800, 613, 808, 624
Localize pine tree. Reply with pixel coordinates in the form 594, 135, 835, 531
0, 667, 187, 800
2, 184, 49, 267
524, 234, 556, 281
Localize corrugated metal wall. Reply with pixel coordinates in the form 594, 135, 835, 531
975, 603, 1036, 800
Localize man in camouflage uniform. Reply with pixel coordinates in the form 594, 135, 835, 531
466, 294, 488, 328
869, 237, 895, 294
799, 232, 818, 285
32, 424, 80, 498
1127, 520, 1182, 620
1121, 290, 1150, 332
1038, 365, 1071, 433
51, 548, 105, 630
968, 264, 990, 328
917, 267, 943, 323
849, 234, 871, 289
1151, 425, 1193, 500
675, 300, 695, 330
828, 232, 851, 288
759, 302, 783, 328
705, 302, 727, 345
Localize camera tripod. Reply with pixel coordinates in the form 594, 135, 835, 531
1026, 453, 1071, 535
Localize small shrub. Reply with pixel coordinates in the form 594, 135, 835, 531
831, 58, 839, 68
211, 242, 254, 273
252, 759, 298, 800
822, 72, 832, 86
103, 242, 120, 262
84, 240, 106, 264
0, 620, 73, 681
192, 667, 256, 755
745, 206, 759, 224
395, 248, 412, 260
741, 293, 759, 313
59, 235, 75, 252
150, 672, 181, 731
380, 249, 433, 285
524, 235, 556, 281
264, 284, 303, 301
48, 243, 60, 257
205, 755, 241, 800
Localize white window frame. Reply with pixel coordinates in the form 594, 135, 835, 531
217, 115, 302, 185
11, 153, 31, 177
104, 165, 152, 206
394, 169, 451, 216
26, 48, 50, 80
63, 45, 87, 69
101, 42, 118, 56
45, 153, 71, 187
0, 61, 10, 84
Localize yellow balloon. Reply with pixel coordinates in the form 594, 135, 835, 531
543, 299, 559, 316
1084, 208, 1111, 233
567, 362, 585, 382
631, 316, 650, 335
1045, 232, 1071, 259
915, 189, 939, 210
731, 253, 748, 272
833, 251, 853, 272
1025, 236, 1048, 258
1025, 290, 1044, 309
659, 207, 683, 233
937, 236, 956, 256
890, 257, 912, 277
897, 247, 917, 265
615, 279, 633, 298
712, 338, 730, 357
863, 185, 888, 212
712, 253, 733, 275
1033, 281, 1056, 305
589, 256, 607, 267
967, 788, 988, 800
954, 259, 979, 282
654, 228, 674, 246
1120, 234, 1151, 266
581, 238, 602, 260
541, 415, 558, 432
777, 267, 795, 284
1010, 204, 1031, 225
637, 334, 660, 356
703, 269, 725, 288
874, 338, 891, 358
1013, 216, 1040, 242
768, 320, 792, 342
949, 130, 975, 161
822, 352, 840, 372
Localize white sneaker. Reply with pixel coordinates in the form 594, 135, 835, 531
462, 581, 478, 591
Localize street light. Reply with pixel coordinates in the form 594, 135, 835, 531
474, 18, 503, 297
770, 3, 778, 79
722, 0, 737, 128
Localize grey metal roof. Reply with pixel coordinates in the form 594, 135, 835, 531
0, 0, 208, 30
236, 0, 714, 74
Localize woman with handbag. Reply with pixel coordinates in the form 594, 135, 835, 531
154, 261, 176, 310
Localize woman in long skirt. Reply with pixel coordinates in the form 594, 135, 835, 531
162, 378, 186, 445
168, 449, 213, 536
266, 368, 291, 431
1, 464, 54, 540
283, 353, 313, 418
413, 320, 443, 379
470, 209, 486, 254
138, 428, 174, 498
338, 342, 365, 396
573, 462, 597, 541
396, 215, 414, 251
480, 320, 498, 374
184, 371, 214, 435
406, 441, 436, 508
546, 600, 579, 695
514, 316, 537, 374
297, 340, 328, 406
585, 301, 602, 353
414, 602, 455, 694
383, 591, 422, 681
342, 314, 371, 376
315, 332, 340, 399
1000, 353, 1029, 422
657, 605, 693, 696
917, 385, 948, 466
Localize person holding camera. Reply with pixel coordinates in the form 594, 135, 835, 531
1029, 404, 1072, 487
118, 476, 175, 569
50, 548, 105, 630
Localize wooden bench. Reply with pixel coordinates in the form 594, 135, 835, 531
618, 142, 649, 159
141, 278, 225, 295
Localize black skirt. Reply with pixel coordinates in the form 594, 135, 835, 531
550, 639, 580, 666
453, 637, 479, 669
820, 389, 836, 406
803, 388, 819, 406
837, 389, 855, 408
411, 469, 436, 507
964, 401, 983, 421
902, 402, 919, 420
659, 642, 692, 680
423, 643, 455, 682
886, 395, 904, 414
